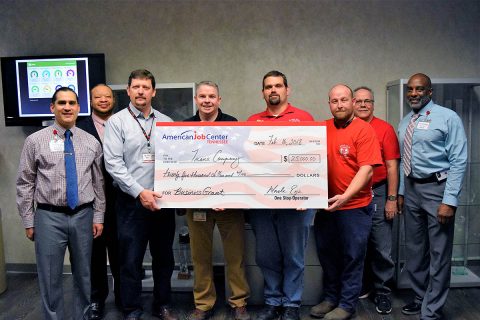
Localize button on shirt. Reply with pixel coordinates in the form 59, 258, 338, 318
16, 123, 106, 228
103, 104, 173, 198
398, 100, 467, 206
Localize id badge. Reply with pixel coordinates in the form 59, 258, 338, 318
142, 153, 155, 163
436, 171, 448, 182
49, 139, 64, 152
417, 121, 430, 130
193, 210, 207, 222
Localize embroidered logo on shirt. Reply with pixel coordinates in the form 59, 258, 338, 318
339, 144, 350, 157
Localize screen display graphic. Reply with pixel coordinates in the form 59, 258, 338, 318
15, 58, 89, 117
1, 53, 105, 126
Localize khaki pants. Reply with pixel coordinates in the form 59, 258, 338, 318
187, 209, 250, 311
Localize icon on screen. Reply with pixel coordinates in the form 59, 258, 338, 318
66, 69, 75, 77
42, 70, 50, 78
68, 84, 76, 92
31, 86, 39, 93
54, 70, 62, 78
30, 71, 39, 78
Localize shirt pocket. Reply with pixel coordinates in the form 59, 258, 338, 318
416, 128, 444, 153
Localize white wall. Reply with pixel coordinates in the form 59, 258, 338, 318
1, 0, 479, 265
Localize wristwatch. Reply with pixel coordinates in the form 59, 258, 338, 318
387, 195, 398, 201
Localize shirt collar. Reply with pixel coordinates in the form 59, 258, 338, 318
417, 100, 434, 116
408, 100, 434, 118
53, 122, 78, 136
263, 103, 294, 118
91, 112, 107, 127
129, 102, 155, 119
214, 108, 224, 121
193, 108, 225, 121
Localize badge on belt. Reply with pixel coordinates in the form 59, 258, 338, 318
193, 210, 207, 222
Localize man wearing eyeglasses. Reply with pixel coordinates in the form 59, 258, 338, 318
353, 87, 400, 315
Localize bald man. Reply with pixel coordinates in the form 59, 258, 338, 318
77, 84, 121, 319
398, 73, 467, 319
310, 84, 382, 320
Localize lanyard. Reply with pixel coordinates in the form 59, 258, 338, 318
128, 107, 155, 150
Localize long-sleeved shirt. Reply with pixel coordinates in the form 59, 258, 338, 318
103, 104, 172, 198
398, 100, 468, 206
16, 122, 105, 228
91, 112, 106, 142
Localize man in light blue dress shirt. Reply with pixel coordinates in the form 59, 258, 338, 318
397, 73, 467, 320
104, 70, 178, 320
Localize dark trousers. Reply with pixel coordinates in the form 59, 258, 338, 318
116, 191, 176, 316
362, 184, 395, 295
90, 197, 121, 305
404, 178, 453, 320
314, 205, 372, 314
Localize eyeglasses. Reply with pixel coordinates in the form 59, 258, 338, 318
355, 99, 374, 106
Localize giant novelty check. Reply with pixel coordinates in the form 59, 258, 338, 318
154, 122, 327, 209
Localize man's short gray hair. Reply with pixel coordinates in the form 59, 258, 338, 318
353, 86, 375, 100
195, 81, 219, 95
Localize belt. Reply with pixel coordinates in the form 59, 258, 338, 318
372, 179, 387, 189
407, 175, 438, 184
37, 202, 93, 215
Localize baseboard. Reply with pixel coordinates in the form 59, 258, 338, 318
6, 263, 72, 274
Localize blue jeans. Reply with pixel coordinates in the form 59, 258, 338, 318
314, 205, 372, 314
249, 209, 315, 307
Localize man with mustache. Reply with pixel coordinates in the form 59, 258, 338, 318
247, 70, 316, 320
104, 70, 178, 320
310, 84, 381, 320
398, 73, 467, 319
353, 86, 400, 315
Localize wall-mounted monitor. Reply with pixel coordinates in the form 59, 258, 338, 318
109, 83, 196, 121
1, 53, 106, 126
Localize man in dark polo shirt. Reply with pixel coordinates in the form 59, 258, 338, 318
184, 81, 250, 320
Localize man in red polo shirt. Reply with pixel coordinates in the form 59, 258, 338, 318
310, 84, 382, 320
353, 86, 400, 315
247, 70, 315, 320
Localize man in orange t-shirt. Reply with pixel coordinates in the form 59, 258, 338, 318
310, 84, 382, 320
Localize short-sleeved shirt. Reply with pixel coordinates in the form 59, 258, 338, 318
247, 104, 314, 122
369, 116, 400, 185
326, 117, 382, 209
